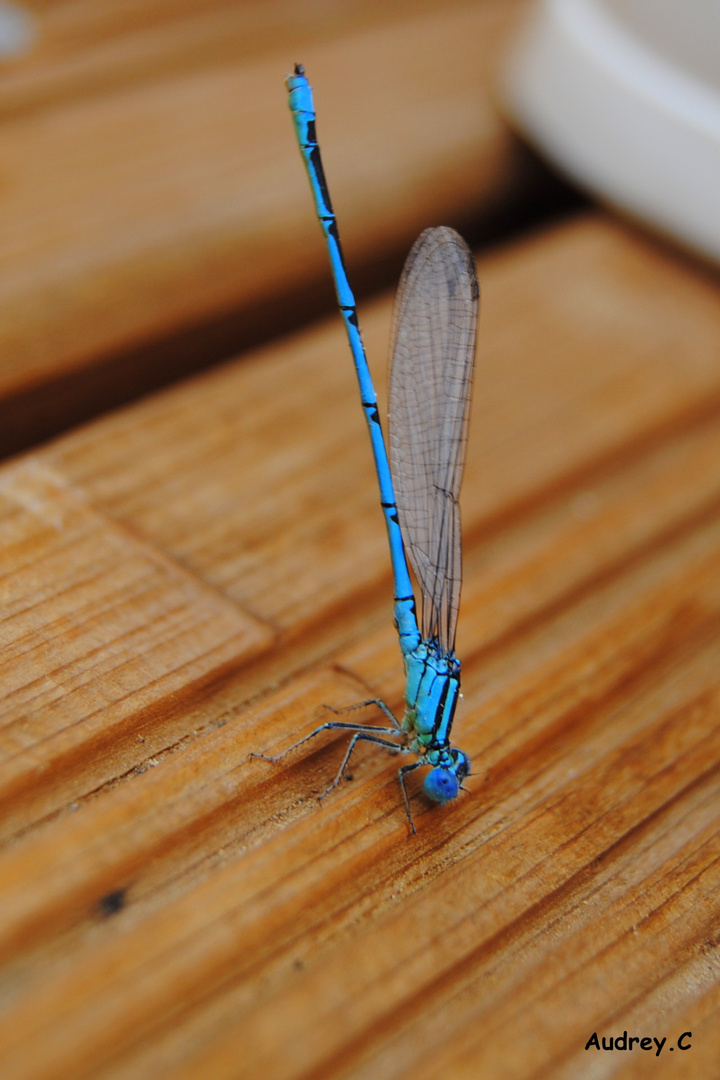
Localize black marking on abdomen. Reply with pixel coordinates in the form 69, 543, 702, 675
327, 218, 347, 264
310, 145, 334, 216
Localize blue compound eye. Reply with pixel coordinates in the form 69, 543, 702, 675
423, 767, 459, 804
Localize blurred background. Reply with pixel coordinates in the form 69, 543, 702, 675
1, 0, 717, 455
2, 0, 716, 455
0, 0, 577, 459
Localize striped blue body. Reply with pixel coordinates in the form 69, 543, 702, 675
273, 66, 479, 832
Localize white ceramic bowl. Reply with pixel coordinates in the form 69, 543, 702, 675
503, 0, 720, 264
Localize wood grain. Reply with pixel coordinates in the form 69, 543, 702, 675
0, 458, 271, 839
1, 208, 720, 1079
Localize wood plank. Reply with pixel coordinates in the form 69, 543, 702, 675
0, 0, 535, 455
1, 212, 720, 1078
0, 667, 366, 967
2, 519, 720, 1078
2, 0, 494, 118
0, 459, 272, 838
3, 329, 720, 964
46, 217, 720, 636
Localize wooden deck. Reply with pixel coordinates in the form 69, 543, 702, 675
1, 3, 719, 1078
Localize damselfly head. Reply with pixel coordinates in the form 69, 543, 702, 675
423, 748, 470, 804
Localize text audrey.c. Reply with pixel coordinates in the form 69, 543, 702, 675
586, 1031, 691, 1056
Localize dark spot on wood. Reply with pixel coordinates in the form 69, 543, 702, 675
98, 889, 127, 917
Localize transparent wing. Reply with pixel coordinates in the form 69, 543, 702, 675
389, 227, 479, 653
